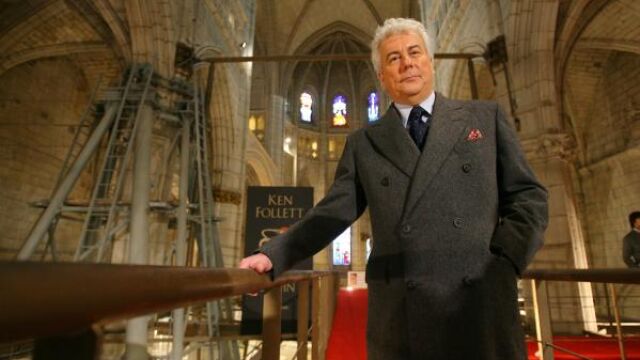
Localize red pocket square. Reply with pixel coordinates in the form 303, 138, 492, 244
466, 129, 483, 142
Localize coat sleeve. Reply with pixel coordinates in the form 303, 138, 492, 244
260, 136, 367, 278
490, 104, 549, 275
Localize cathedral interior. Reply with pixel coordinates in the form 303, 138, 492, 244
0, 0, 639, 359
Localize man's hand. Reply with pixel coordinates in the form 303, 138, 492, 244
239, 253, 273, 274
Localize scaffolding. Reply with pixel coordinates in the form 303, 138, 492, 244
16, 64, 238, 360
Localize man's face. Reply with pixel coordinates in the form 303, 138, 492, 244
634, 218, 640, 230
377, 31, 434, 105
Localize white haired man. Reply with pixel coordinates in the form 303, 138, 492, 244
240, 17, 548, 359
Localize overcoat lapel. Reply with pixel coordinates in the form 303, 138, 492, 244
403, 94, 467, 216
365, 106, 420, 177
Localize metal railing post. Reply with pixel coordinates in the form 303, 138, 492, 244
262, 285, 282, 360
297, 280, 310, 359
531, 279, 554, 360
607, 283, 626, 360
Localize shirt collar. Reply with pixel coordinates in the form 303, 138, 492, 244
393, 92, 436, 128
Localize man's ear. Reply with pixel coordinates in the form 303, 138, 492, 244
376, 71, 385, 87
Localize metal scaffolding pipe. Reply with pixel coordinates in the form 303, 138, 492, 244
17, 105, 118, 260
125, 104, 153, 360
171, 117, 191, 360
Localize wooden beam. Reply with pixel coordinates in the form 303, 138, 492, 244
203, 52, 480, 63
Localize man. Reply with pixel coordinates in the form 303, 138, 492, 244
240, 18, 548, 359
623, 211, 640, 268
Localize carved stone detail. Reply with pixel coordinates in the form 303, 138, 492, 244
213, 188, 242, 205
522, 133, 576, 162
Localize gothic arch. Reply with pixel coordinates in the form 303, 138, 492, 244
281, 21, 374, 95
245, 135, 277, 186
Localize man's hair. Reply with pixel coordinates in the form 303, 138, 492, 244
630, 211, 640, 228
370, 18, 435, 74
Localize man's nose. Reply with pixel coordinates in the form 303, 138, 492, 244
400, 54, 414, 69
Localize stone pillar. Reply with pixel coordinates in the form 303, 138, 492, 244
523, 134, 597, 333
264, 62, 285, 174
203, 61, 250, 267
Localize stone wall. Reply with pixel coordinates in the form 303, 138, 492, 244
0, 58, 90, 259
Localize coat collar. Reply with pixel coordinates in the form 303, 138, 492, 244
365, 102, 420, 177
365, 93, 467, 214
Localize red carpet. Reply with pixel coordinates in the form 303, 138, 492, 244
326, 288, 368, 360
326, 288, 640, 359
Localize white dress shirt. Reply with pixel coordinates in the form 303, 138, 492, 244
393, 92, 436, 129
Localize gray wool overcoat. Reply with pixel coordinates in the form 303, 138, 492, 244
261, 93, 548, 359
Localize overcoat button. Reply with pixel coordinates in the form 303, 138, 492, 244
380, 177, 390, 186
453, 218, 463, 228
406, 281, 417, 290
462, 163, 472, 173
402, 224, 412, 233
463, 276, 473, 286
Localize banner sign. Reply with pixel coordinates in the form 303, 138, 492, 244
241, 186, 314, 335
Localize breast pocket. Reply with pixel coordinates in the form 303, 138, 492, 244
454, 127, 485, 154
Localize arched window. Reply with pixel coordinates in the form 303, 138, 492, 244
300, 92, 313, 123
367, 91, 379, 122
331, 95, 348, 127
248, 114, 265, 141
332, 227, 351, 266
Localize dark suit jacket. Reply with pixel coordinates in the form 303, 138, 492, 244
623, 230, 640, 268
261, 93, 548, 359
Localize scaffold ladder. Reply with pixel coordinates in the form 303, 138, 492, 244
175, 79, 238, 360
73, 64, 154, 262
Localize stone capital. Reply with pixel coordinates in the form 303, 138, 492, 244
522, 133, 576, 162
213, 188, 242, 205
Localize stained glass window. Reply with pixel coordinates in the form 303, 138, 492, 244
332, 227, 351, 266
332, 95, 348, 127
368, 91, 379, 122
300, 92, 313, 122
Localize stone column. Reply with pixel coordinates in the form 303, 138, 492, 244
203, 61, 250, 267
523, 134, 597, 333
264, 62, 285, 175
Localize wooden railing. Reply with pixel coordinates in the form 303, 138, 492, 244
522, 268, 640, 360
0, 261, 340, 359
3, 262, 639, 360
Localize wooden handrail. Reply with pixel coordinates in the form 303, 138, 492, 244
3, 262, 638, 345
523, 268, 640, 360
522, 268, 640, 284
0, 261, 333, 342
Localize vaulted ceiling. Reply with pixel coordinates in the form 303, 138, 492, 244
254, 0, 419, 56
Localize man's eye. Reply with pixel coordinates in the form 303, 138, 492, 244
388, 56, 399, 63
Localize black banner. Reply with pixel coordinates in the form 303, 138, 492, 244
241, 186, 314, 335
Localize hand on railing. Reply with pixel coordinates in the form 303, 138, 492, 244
239, 253, 273, 274
239, 253, 274, 296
